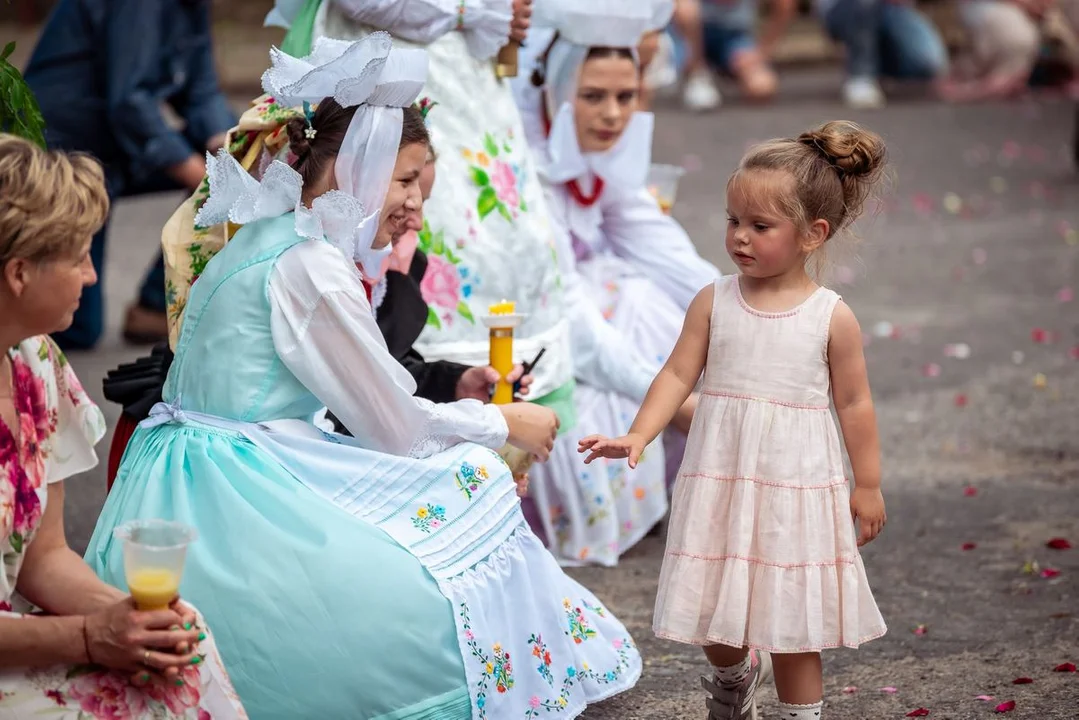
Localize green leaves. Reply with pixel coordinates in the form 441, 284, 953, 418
426, 306, 442, 329
483, 132, 499, 158
456, 301, 475, 324
470, 166, 490, 188
477, 186, 499, 220
0, 42, 47, 148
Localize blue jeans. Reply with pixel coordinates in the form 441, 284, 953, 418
52, 171, 180, 351
824, 0, 947, 81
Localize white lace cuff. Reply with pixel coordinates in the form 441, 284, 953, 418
406, 398, 509, 458
460, 0, 513, 61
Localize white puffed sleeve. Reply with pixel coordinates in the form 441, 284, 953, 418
268, 239, 508, 458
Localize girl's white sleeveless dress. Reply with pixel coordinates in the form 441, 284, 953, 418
653, 276, 887, 652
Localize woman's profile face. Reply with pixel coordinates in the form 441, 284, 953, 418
374, 143, 428, 249
2, 237, 97, 335
573, 54, 640, 154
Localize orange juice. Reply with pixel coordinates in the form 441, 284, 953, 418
128, 568, 180, 611
658, 198, 673, 215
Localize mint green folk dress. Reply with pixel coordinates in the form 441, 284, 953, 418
86, 213, 641, 720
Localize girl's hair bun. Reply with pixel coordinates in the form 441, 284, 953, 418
797, 120, 886, 180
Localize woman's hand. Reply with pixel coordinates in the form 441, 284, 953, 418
578, 433, 647, 468
510, 0, 532, 43
456, 365, 532, 401
500, 402, 559, 461
850, 487, 886, 546
514, 474, 530, 497
84, 598, 200, 674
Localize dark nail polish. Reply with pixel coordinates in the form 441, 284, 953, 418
141, 673, 151, 682
197, 632, 206, 642
175, 679, 185, 687
183, 622, 193, 630
191, 656, 201, 665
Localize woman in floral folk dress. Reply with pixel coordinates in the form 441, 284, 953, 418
0, 136, 245, 718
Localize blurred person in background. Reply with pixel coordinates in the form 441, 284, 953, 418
663, 0, 795, 111
23, 0, 236, 350
943, 0, 1079, 101
817, 0, 949, 108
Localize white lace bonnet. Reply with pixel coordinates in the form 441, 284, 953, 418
530, 0, 671, 188
194, 33, 428, 266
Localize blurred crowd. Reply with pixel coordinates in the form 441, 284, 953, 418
643, 0, 1079, 110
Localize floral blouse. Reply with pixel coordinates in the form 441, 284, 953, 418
1, 337, 106, 610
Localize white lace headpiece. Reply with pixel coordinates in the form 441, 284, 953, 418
194, 34, 428, 270
530, 0, 664, 191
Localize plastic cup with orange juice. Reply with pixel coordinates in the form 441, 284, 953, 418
646, 163, 686, 215
114, 520, 197, 611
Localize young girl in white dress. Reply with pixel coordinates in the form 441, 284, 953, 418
579, 120, 890, 719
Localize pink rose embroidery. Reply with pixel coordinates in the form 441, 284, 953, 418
420, 254, 461, 310
66, 671, 148, 720
491, 160, 519, 208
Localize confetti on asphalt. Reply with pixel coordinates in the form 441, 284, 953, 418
994, 700, 1016, 713
1011, 677, 1033, 685
1057, 287, 1073, 303
1054, 662, 1077, 672
881, 687, 899, 694
906, 708, 930, 717
964, 486, 978, 497
914, 624, 928, 635
1040, 568, 1061, 579
1033, 373, 1047, 389
944, 343, 971, 359
1046, 538, 1073, 550
961, 542, 977, 551
842, 686, 857, 694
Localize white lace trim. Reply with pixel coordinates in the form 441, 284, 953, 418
406, 398, 509, 458
370, 276, 388, 313
193, 154, 379, 262
194, 34, 426, 264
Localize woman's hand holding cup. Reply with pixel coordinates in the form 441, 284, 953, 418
84, 597, 201, 680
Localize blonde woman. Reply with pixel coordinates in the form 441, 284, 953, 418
0, 135, 244, 719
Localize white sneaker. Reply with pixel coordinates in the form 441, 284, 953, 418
645, 32, 679, 92
842, 77, 885, 109
701, 650, 772, 720
684, 69, 722, 111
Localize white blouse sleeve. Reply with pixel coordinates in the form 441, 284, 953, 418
268, 240, 508, 458
601, 187, 721, 311
550, 207, 658, 404
331, 0, 512, 59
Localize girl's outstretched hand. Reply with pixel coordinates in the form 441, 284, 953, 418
850, 487, 886, 546
578, 433, 646, 468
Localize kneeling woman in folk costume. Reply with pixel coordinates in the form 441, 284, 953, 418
86, 37, 641, 720
510, 0, 721, 564
269, 0, 693, 568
